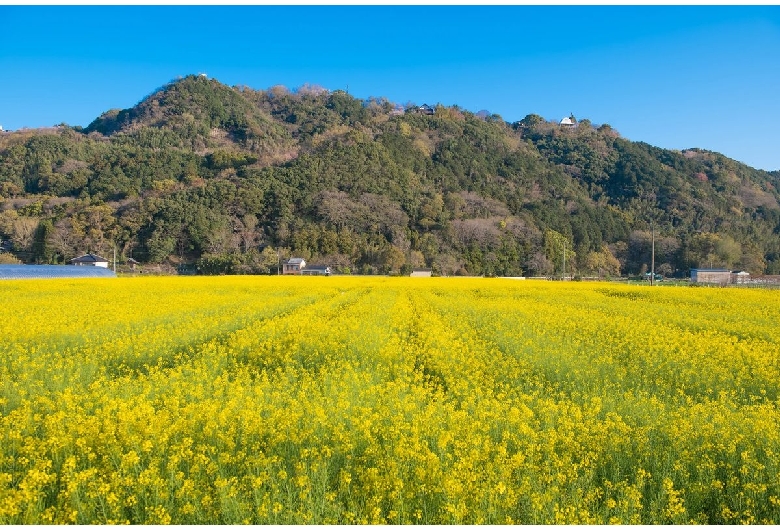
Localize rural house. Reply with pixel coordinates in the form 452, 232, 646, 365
70, 253, 110, 268
283, 257, 306, 275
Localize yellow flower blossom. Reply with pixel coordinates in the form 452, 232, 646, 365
0, 277, 779, 523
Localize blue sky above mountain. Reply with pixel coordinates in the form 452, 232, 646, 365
1, 5, 778, 170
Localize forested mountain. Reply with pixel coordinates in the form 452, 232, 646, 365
1, 74, 779, 277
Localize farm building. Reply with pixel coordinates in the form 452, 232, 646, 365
410, 269, 432, 277
690, 268, 750, 285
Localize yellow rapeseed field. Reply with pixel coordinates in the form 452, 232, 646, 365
1, 276, 779, 524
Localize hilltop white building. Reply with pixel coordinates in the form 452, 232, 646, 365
559, 114, 577, 128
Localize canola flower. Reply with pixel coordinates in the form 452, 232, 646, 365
1, 276, 779, 524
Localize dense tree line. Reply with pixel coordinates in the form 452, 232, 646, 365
1, 74, 779, 276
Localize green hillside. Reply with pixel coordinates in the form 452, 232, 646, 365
1, 74, 779, 276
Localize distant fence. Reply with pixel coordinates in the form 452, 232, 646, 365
736, 277, 780, 289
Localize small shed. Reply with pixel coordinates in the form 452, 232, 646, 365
410, 269, 432, 277
283, 257, 306, 275
71, 253, 110, 268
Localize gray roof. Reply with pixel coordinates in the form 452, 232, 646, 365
286, 257, 306, 265
71, 253, 109, 263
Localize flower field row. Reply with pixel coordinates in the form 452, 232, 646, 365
1, 276, 779, 523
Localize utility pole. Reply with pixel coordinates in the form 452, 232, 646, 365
650, 221, 655, 286
562, 238, 566, 281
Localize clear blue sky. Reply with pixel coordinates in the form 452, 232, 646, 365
1, 5, 779, 170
